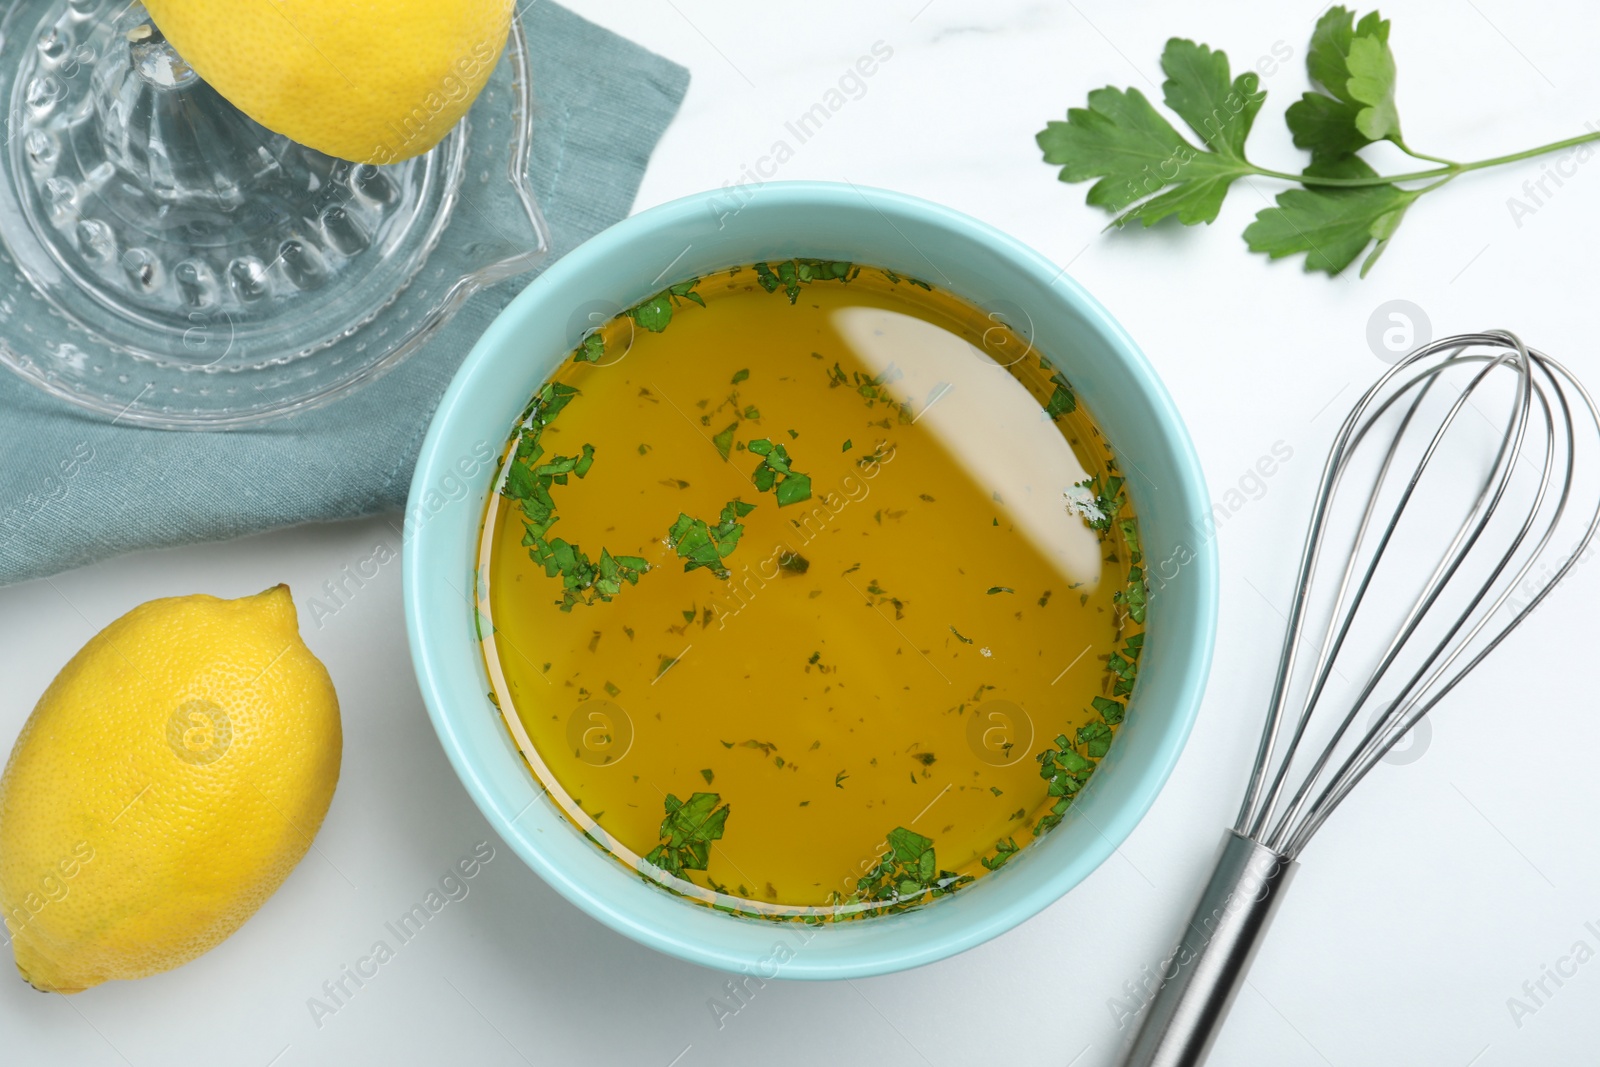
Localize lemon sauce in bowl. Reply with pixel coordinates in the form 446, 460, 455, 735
477, 261, 1145, 921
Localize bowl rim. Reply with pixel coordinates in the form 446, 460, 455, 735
403, 180, 1218, 978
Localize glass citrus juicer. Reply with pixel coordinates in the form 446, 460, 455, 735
0, 0, 549, 428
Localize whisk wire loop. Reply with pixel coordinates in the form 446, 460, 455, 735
1252, 345, 1536, 851
1234, 331, 1599, 858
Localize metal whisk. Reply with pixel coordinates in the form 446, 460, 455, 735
1119, 331, 1600, 1067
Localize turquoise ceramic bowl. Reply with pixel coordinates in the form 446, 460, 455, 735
403, 182, 1217, 979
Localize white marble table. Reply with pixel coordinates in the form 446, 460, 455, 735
4, 0, 1597, 1063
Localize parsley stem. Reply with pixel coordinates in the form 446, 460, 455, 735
1250, 129, 1600, 188
1393, 139, 1456, 167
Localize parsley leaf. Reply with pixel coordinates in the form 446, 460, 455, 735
753, 259, 855, 304
500, 384, 649, 610
644, 792, 730, 877
571, 279, 706, 361
1036, 38, 1263, 227
1092, 695, 1126, 725
1034, 734, 1097, 836
1043, 369, 1076, 419
1031, 629, 1145, 836
631, 293, 674, 332
981, 837, 1021, 871
775, 471, 812, 507
1161, 38, 1266, 162
850, 827, 972, 911
667, 499, 756, 580
1288, 8, 1399, 161
1345, 33, 1400, 142
748, 439, 812, 507
1113, 517, 1148, 625
1078, 721, 1114, 758
1243, 155, 1417, 276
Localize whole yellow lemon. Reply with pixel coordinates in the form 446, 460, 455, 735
0, 585, 341, 993
142, 0, 514, 163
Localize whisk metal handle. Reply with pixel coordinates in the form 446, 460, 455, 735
1115, 831, 1298, 1067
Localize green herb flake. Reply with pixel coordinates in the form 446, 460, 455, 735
1044, 371, 1076, 419
775, 471, 812, 507
1078, 721, 1114, 758
711, 423, 738, 461
1093, 695, 1126, 724
630, 293, 674, 332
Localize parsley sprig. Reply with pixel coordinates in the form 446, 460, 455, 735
1037, 7, 1600, 276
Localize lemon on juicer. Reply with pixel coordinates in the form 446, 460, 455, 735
142, 0, 514, 163
0, 586, 341, 993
